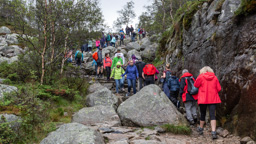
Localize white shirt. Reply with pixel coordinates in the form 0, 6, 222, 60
114, 53, 125, 64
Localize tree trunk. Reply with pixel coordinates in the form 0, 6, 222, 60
60, 34, 69, 75
170, 2, 174, 25
50, 0, 55, 63
41, 0, 48, 85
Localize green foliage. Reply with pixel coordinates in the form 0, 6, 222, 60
0, 116, 17, 144
161, 124, 192, 135
145, 135, 151, 140
235, 0, 256, 16
153, 57, 164, 67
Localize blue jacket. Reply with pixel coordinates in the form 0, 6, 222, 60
101, 34, 105, 43
92, 59, 97, 66
122, 65, 139, 80
120, 34, 124, 40
167, 76, 180, 91
75, 50, 83, 61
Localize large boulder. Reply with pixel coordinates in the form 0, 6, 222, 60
6, 33, 19, 45
0, 56, 18, 64
0, 84, 18, 99
120, 49, 127, 57
140, 43, 157, 61
0, 45, 23, 57
72, 105, 121, 127
104, 46, 116, 53
0, 114, 21, 130
40, 123, 105, 144
85, 87, 118, 109
140, 37, 151, 51
83, 61, 96, 75
88, 83, 105, 93
117, 84, 187, 127
0, 26, 11, 34
127, 49, 141, 60
126, 42, 140, 51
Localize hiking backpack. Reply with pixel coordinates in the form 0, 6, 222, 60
76, 52, 82, 59
143, 64, 156, 76
168, 77, 180, 91
165, 71, 172, 81
186, 76, 198, 95
92, 52, 98, 61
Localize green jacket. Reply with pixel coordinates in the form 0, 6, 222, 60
111, 57, 123, 69
110, 67, 125, 79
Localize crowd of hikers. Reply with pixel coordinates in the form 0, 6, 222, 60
65, 27, 222, 140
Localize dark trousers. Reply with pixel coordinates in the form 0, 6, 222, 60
76, 58, 81, 66
106, 67, 111, 80
170, 90, 179, 105
200, 104, 217, 121
163, 82, 170, 99
145, 75, 155, 86
138, 77, 144, 90
88, 47, 92, 52
110, 42, 115, 47
120, 39, 124, 46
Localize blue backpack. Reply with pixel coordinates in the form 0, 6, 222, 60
168, 76, 180, 91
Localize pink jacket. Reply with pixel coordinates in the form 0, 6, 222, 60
155, 69, 159, 80
96, 40, 100, 47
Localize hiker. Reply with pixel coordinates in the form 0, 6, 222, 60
96, 39, 100, 49
103, 53, 112, 81
135, 58, 146, 90
75, 50, 83, 66
142, 28, 146, 38
81, 43, 87, 53
100, 32, 105, 48
194, 66, 221, 139
179, 69, 198, 125
106, 33, 111, 46
125, 26, 129, 36
167, 71, 180, 107
161, 63, 172, 99
131, 54, 137, 64
139, 28, 143, 40
131, 30, 136, 42
92, 59, 97, 74
112, 53, 123, 69
65, 50, 73, 63
88, 39, 92, 52
130, 25, 134, 36
110, 34, 116, 47
110, 62, 125, 95
122, 60, 139, 96
120, 28, 124, 33
120, 32, 124, 46
96, 47, 103, 78
142, 63, 156, 86
114, 49, 125, 65
155, 68, 159, 82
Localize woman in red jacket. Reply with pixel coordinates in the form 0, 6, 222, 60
194, 66, 221, 140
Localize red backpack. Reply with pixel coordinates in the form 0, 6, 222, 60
143, 64, 156, 76
92, 52, 98, 61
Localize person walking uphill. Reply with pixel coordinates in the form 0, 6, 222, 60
161, 63, 172, 99
110, 62, 125, 95
135, 58, 146, 90
179, 69, 198, 126
96, 47, 103, 78
167, 71, 180, 107
122, 60, 139, 97
142, 63, 156, 86
104, 53, 112, 81
75, 50, 84, 66
194, 66, 221, 140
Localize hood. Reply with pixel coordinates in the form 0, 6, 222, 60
202, 72, 215, 81
132, 54, 136, 59
116, 62, 121, 66
171, 75, 177, 79
180, 72, 193, 79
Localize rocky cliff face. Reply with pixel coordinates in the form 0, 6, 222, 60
163, 0, 256, 139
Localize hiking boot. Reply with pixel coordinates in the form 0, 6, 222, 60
194, 118, 198, 124
197, 127, 204, 135
211, 131, 218, 140
189, 120, 195, 125
126, 92, 130, 97
176, 100, 180, 108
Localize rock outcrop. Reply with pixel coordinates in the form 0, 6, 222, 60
0, 84, 18, 99
72, 105, 121, 127
117, 85, 187, 127
0, 114, 21, 130
161, 0, 256, 139
40, 123, 105, 144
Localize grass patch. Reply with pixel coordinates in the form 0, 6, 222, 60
153, 58, 164, 67
161, 124, 192, 135
235, 0, 256, 16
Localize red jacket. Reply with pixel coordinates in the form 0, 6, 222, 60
179, 72, 198, 102
194, 72, 221, 104
103, 57, 112, 68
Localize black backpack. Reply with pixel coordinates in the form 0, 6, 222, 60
186, 76, 198, 95
165, 71, 172, 81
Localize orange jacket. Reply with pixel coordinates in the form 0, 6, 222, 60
103, 57, 112, 68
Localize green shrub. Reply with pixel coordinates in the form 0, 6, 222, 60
161, 124, 192, 135
0, 116, 17, 144
235, 0, 256, 16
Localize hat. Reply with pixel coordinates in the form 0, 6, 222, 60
116, 62, 121, 66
